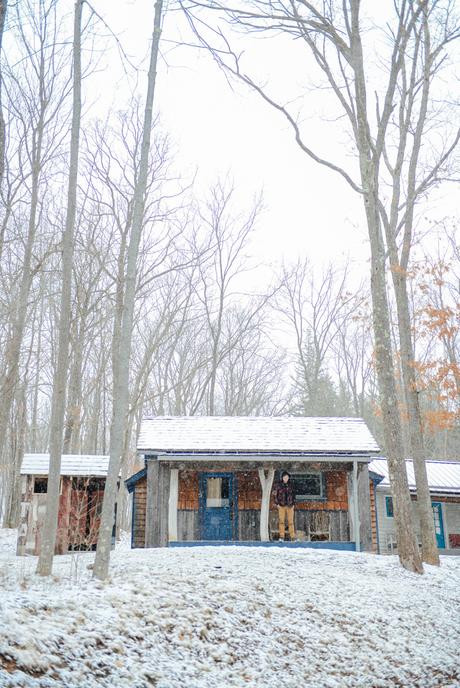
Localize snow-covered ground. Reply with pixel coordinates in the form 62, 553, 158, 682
0, 530, 459, 688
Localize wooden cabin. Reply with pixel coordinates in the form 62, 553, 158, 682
126, 416, 381, 551
17, 454, 110, 556
370, 458, 460, 555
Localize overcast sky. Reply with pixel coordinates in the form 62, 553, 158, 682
89, 1, 458, 276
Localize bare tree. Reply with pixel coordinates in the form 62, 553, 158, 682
0, 0, 7, 186
37, 0, 83, 576
194, 180, 265, 414
93, 0, 165, 581
332, 299, 375, 418
278, 259, 360, 415
0, 0, 72, 525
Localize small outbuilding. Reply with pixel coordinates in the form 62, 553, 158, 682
370, 458, 460, 555
17, 454, 110, 556
126, 416, 381, 551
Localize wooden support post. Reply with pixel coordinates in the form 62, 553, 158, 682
258, 467, 274, 541
357, 464, 373, 552
353, 460, 360, 552
145, 459, 169, 547
159, 464, 169, 547
145, 460, 158, 547
168, 468, 179, 542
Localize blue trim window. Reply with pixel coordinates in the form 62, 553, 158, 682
287, 472, 327, 502
386, 496, 394, 517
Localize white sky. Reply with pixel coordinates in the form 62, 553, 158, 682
89, 1, 458, 276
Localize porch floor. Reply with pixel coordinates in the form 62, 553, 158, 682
169, 540, 357, 551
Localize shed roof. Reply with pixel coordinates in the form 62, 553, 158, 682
137, 416, 380, 456
21, 454, 110, 477
369, 458, 460, 494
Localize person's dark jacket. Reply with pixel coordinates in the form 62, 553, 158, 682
274, 481, 296, 507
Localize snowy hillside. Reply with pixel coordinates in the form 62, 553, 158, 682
0, 530, 459, 688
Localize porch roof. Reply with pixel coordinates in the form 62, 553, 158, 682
21, 453, 110, 477
370, 458, 460, 494
138, 416, 380, 457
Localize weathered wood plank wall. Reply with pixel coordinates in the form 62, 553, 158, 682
178, 469, 349, 511
132, 479, 147, 548
133, 466, 353, 546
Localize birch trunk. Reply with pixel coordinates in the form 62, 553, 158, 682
93, 0, 164, 581
258, 468, 274, 542
37, 0, 83, 575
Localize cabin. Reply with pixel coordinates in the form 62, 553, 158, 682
126, 416, 381, 551
370, 458, 460, 555
17, 453, 110, 556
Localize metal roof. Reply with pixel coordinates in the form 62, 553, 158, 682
137, 416, 381, 456
369, 458, 460, 494
21, 454, 110, 477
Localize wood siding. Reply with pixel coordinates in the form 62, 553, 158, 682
269, 509, 349, 541
130, 466, 354, 547
17, 475, 107, 556
178, 469, 349, 512
177, 510, 199, 541
178, 471, 199, 510
167, 508, 350, 542
132, 477, 147, 548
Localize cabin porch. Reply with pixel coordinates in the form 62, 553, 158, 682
127, 458, 374, 552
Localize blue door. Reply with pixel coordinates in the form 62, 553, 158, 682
432, 502, 445, 549
199, 473, 236, 541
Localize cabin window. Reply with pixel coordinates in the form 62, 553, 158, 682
206, 477, 230, 508
34, 477, 48, 493
287, 472, 326, 502
386, 496, 394, 517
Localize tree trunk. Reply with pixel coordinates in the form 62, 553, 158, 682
2, 385, 26, 528
93, 0, 164, 581
0, 0, 7, 187
0, 124, 44, 466
63, 324, 85, 454
350, 2, 422, 574
367, 222, 422, 573
391, 271, 439, 564
37, 0, 83, 575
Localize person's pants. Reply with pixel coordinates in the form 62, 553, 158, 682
278, 506, 295, 540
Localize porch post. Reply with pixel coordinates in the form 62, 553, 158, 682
258, 467, 274, 541
145, 459, 158, 547
352, 460, 361, 552
168, 468, 179, 542
357, 464, 373, 552
146, 458, 169, 547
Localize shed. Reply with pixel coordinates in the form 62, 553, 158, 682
369, 458, 460, 554
127, 416, 381, 551
17, 454, 111, 556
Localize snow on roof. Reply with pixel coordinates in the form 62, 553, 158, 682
137, 416, 381, 455
370, 458, 460, 494
21, 454, 110, 477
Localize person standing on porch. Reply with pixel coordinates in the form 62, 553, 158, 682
275, 471, 296, 541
